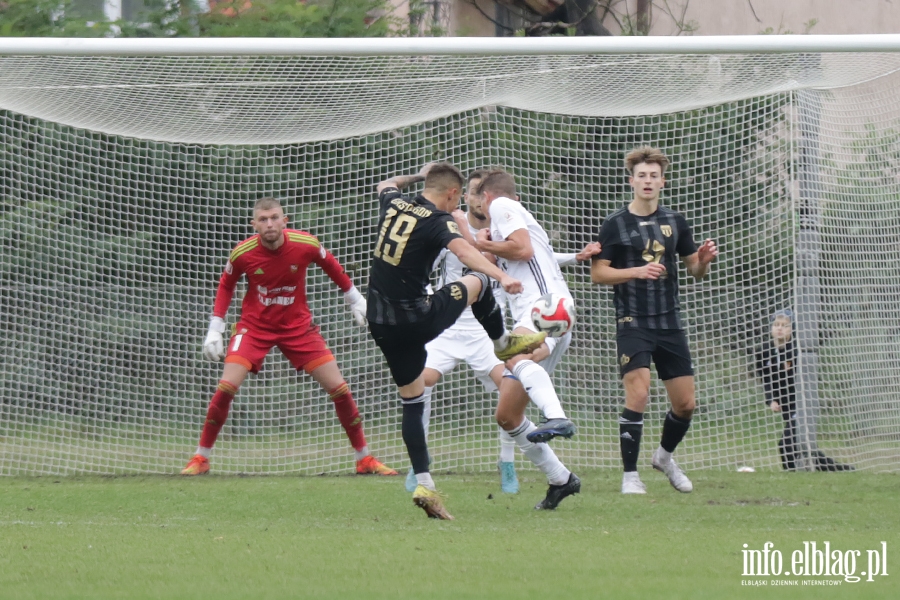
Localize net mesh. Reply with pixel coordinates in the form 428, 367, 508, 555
1, 50, 898, 475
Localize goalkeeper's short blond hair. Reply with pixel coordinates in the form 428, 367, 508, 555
253, 197, 282, 215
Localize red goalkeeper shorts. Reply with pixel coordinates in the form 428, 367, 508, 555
224, 322, 334, 374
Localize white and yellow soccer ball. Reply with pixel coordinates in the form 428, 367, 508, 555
530, 293, 576, 337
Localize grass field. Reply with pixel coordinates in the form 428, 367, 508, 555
1, 469, 897, 600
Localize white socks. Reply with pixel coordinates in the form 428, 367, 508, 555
508, 419, 570, 486
499, 428, 516, 463
512, 360, 566, 420
421, 386, 433, 437
655, 447, 673, 464
195, 446, 211, 458
416, 472, 436, 490
493, 332, 510, 353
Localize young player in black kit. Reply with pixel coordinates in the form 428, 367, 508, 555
591, 147, 718, 495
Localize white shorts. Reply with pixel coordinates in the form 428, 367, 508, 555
425, 327, 503, 391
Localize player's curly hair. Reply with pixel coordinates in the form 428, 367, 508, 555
625, 147, 669, 175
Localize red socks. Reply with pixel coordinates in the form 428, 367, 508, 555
198, 380, 238, 449
329, 383, 366, 451
198, 380, 365, 452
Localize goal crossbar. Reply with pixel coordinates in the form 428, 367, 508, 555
1, 34, 900, 57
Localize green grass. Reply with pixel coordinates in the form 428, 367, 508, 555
1, 470, 897, 599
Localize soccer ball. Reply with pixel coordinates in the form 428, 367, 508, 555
530, 293, 575, 337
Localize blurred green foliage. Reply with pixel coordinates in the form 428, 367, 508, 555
0, 0, 398, 38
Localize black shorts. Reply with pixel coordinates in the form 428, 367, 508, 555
616, 327, 694, 380
368, 281, 470, 387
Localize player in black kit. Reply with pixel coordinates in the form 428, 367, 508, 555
591, 147, 718, 495
366, 162, 545, 520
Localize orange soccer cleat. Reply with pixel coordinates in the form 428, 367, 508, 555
181, 454, 210, 476
356, 455, 398, 476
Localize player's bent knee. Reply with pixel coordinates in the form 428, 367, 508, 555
495, 410, 521, 430
459, 274, 484, 305
672, 399, 696, 417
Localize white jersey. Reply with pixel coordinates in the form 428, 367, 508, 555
429, 219, 505, 331
488, 196, 572, 322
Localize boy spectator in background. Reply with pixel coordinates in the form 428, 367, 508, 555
754, 308, 854, 472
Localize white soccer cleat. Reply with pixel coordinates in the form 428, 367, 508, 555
621, 471, 647, 494
652, 448, 693, 493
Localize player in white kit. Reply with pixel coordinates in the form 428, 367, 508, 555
475, 168, 600, 510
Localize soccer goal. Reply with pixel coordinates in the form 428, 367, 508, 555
1, 36, 899, 476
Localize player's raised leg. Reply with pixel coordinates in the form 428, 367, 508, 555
461, 272, 546, 360
498, 329, 575, 444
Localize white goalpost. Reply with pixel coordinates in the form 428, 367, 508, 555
1, 35, 899, 475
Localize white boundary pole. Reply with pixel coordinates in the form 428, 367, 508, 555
1, 34, 900, 56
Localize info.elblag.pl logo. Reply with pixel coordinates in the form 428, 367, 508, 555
741, 541, 889, 586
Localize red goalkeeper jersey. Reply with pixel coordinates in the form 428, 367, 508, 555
212, 229, 353, 333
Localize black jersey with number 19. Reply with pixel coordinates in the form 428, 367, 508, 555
594, 205, 698, 330
366, 187, 463, 325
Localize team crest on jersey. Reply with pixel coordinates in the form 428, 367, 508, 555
290, 265, 298, 272
660, 225, 672, 237
447, 221, 460, 235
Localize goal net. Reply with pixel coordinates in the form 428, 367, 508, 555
1, 37, 899, 475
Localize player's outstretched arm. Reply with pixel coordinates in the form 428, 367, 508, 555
555, 242, 601, 267
376, 163, 432, 193
448, 237, 522, 295
313, 246, 367, 326
575, 241, 601, 261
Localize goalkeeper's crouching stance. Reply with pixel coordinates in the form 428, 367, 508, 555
182, 197, 396, 477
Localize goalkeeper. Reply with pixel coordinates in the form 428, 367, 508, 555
182, 197, 397, 477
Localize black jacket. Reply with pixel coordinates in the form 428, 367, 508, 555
754, 339, 798, 412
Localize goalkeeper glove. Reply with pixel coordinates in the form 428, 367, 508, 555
202, 316, 227, 361
343, 286, 367, 327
